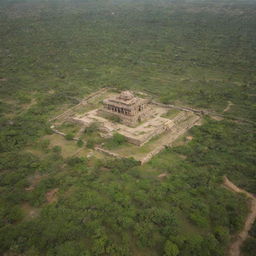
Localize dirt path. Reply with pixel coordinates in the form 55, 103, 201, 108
223, 176, 256, 256
224, 101, 234, 112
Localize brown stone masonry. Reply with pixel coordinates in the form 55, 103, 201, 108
102, 91, 151, 126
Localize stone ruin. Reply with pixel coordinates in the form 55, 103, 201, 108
101, 90, 151, 126
50, 88, 202, 162
67, 90, 200, 148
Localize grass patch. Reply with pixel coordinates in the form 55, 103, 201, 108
43, 134, 79, 158
162, 109, 181, 119
58, 122, 80, 136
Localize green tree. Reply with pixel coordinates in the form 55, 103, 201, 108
214, 226, 230, 245
164, 240, 179, 256
249, 221, 256, 237
242, 237, 256, 256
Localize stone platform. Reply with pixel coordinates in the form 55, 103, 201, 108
71, 104, 175, 146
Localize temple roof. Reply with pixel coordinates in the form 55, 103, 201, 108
103, 90, 147, 107
119, 91, 134, 101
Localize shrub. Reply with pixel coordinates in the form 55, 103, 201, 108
77, 139, 84, 147
105, 133, 127, 149
52, 145, 61, 153
242, 237, 256, 256
249, 221, 256, 237
86, 137, 96, 149
67, 157, 85, 166
164, 240, 179, 256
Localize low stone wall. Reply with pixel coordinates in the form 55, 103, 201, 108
83, 87, 108, 102
95, 147, 120, 158
50, 125, 80, 141
120, 120, 173, 147
141, 123, 172, 146
49, 87, 108, 122
125, 136, 144, 146
151, 101, 203, 114
140, 115, 201, 164
140, 144, 167, 165
50, 125, 66, 136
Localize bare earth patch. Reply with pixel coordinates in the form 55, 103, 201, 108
46, 188, 59, 204
211, 115, 224, 121
21, 203, 40, 220
224, 101, 234, 113
158, 173, 168, 179
186, 136, 193, 141
48, 89, 55, 94
178, 154, 187, 160
172, 138, 188, 147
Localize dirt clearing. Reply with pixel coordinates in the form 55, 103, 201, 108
46, 188, 59, 204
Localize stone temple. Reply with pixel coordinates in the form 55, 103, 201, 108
102, 90, 151, 126
67, 89, 199, 147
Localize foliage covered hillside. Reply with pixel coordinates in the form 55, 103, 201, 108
0, 0, 255, 255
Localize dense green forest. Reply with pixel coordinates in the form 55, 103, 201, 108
0, 0, 255, 255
